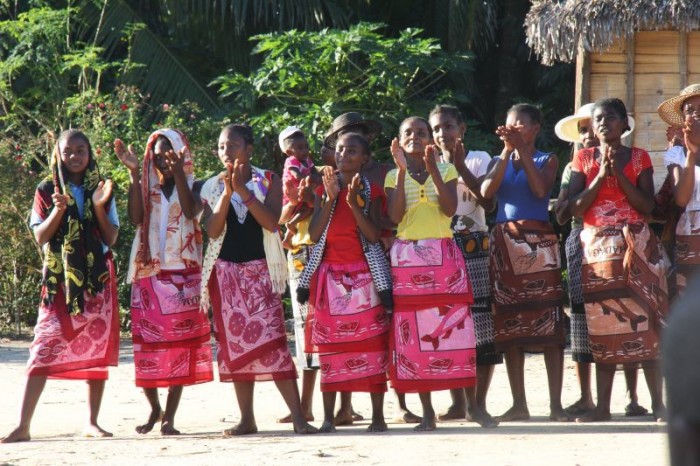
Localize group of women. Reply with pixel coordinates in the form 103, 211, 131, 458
4, 83, 700, 442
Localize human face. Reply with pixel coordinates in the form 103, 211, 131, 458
577, 119, 599, 149
429, 113, 465, 152
682, 95, 700, 122
592, 105, 627, 142
335, 135, 368, 175
320, 145, 336, 168
505, 111, 540, 145
399, 118, 432, 155
287, 138, 310, 161
218, 129, 252, 166
153, 138, 173, 179
59, 135, 90, 177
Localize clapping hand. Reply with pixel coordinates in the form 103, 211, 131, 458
391, 138, 408, 171
114, 139, 139, 173
92, 180, 114, 207
322, 166, 340, 201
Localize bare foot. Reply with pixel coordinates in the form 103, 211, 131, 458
83, 424, 113, 438
333, 410, 354, 426
223, 421, 258, 436
392, 409, 422, 424
319, 420, 336, 433
293, 421, 319, 434
160, 421, 181, 436
549, 407, 574, 422
352, 410, 364, 422
413, 417, 437, 432
136, 408, 163, 434
565, 398, 596, 416
437, 405, 467, 422
653, 405, 666, 423
366, 420, 388, 432
467, 406, 499, 428
495, 406, 530, 422
1, 427, 31, 443
576, 409, 611, 422
277, 413, 314, 423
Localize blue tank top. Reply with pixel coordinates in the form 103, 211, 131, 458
495, 150, 553, 223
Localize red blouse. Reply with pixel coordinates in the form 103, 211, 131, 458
321, 183, 384, 263
571, 147, 653, 227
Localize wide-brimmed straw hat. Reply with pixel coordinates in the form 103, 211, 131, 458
658, 84, 700, 127
555, 103, 635, 143
324, 112, 382, 149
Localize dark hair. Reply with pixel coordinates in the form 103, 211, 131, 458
429, 104, 464, 124
593, 98, 631, 132
154, 135, 173, 151
507, 103, 543, 126
336, 132, 370, 156
283, 132, 306, 151
221, 123, 254, 146
398, 116, 431, 135
57, 129, 93, 160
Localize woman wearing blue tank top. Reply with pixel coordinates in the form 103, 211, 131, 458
481, 104, 571, 423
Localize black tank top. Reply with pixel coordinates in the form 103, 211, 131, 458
218, 206, 266, 263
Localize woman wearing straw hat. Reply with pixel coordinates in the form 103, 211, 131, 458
555, 105, 648, 418
568, 98, 668, 422
658, 84, 700, 295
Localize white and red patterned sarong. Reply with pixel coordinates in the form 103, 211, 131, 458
27, 256, 119, 380
131, 268, 213, 388
388, 238, 476, 393
308, 260, 389, 393
209, 259, 296, 382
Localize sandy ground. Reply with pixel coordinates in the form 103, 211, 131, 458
0, 335, 668, 466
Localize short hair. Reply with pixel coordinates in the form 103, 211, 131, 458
336, 132, 370, 156
507, 103, 543, 126
283, 133, 306, 151
398, 116, 431, 135
593, 98, 631, 132
429, 104, 464, 124
221, 123, 254, 146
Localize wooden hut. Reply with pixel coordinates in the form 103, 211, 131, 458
525, 0, 700, 185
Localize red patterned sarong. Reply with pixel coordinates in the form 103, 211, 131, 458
309, 260, 389, 393
27, 255, 119, 380
580, 224, 669, 364
490, 221, 566, 351
388, 238, 476, 393
209, 259, 296, 382
675, 210, 700, 293
131, 268, 213, 388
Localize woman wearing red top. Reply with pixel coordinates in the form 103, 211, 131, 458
568, 98, 668, 422
304, 132, 392, 433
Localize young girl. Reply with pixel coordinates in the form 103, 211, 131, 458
428, 105, 499, 428
115, 129, 213, 436
200, 124, 317, 435
296, 132, 392, 433
385, 117, 477, 432
2, 129, 119, 443
568, 98, 668, 422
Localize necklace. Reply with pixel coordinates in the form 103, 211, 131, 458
407, 163, 427, 178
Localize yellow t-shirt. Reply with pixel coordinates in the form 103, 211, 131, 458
291, 217, 312, 248
384, 163, 458, 240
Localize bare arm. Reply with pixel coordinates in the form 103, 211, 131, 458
554, 186, 571, 226
204, 169, 233, 240
167, 148, 200, 219
520, 153, 558, 200
308, 168, 338, 243
480, 150, 509, 199
452, 140, 495, 212
114, 139, 143, 225
33, 189, 68, 246
92, 180, 119, 247
425, 145, 457, 217
386, 138, 408, 225
347, 175, 380, 243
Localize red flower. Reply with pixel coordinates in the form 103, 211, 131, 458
162, 103, 170, 111
99, 102, 105, 109
15, 144, 21, 151
95, 147, 102, 156
120, 104, 128, 111
86, 103, 94, 110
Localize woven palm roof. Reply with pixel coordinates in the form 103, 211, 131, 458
525, 0, 700, 65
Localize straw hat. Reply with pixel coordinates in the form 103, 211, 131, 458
324, 112, 382, 149
657, 84, 700, 127
555, 103, 636, 143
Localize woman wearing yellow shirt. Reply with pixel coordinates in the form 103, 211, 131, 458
384, 116, 477, 431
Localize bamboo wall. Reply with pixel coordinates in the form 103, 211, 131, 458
578, 30, 700, 188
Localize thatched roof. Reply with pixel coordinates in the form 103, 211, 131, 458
525, 0, 700, 65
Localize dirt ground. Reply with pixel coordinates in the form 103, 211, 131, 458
0, 336, 667, 466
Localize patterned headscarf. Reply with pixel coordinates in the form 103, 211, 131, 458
36, 129, 109, 315
127, 128, 202, 282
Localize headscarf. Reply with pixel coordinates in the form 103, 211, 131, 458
36, 130, 109, 315
127, 128, 202, 282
